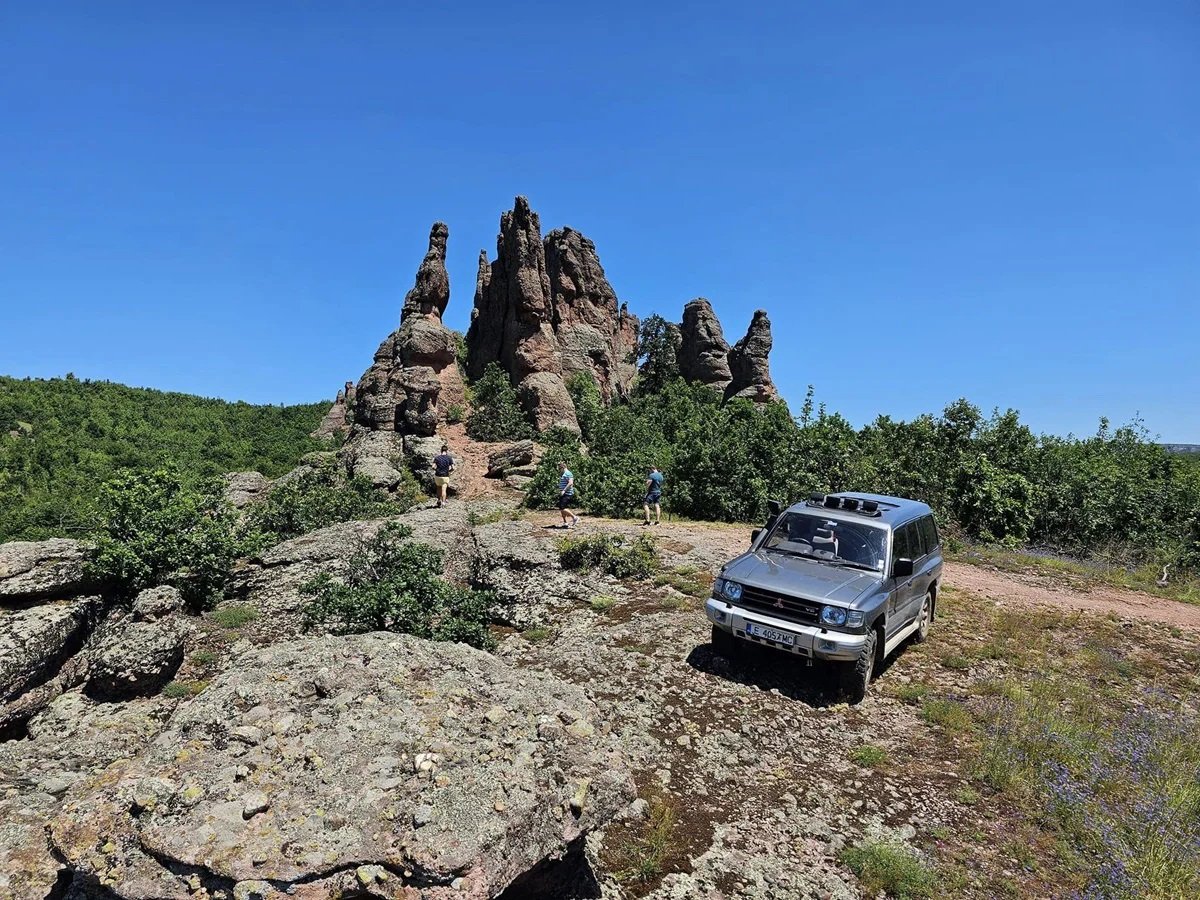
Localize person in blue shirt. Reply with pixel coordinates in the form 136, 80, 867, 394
643, 466, 664, 526
557, 461, 580, 528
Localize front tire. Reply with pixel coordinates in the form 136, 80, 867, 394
842, 630, 878, 704
710, 624, 742, 660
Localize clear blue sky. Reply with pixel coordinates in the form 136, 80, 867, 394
2, 2, 1197, 440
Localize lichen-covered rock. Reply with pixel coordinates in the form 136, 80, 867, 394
341, 429, 406, 489
223, 472, 270, 509
0, 690, 174, 900
0, 597, 104, 703
469, 521, 591, 627
677, 298, 732, 391
0, 538, 93, 603
486, 440, 537, 478
725, 309, 778, 403
132, 586, 184, 622
85, 619, 184, 700
50, 633, 634, 899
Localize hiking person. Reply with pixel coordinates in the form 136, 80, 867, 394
432, 443, 454, 508
643, 466, 664, 526
557, 461, 580, 528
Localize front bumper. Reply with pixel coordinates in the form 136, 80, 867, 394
705, 597, 867, 661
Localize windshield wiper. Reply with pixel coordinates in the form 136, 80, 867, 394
830, 559, 879, 572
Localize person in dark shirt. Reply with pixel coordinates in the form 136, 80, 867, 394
643, 466, 664, 526
432, 444, 454, 508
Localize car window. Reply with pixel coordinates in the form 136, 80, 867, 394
919, 516, 939, 553
893, 523, 910, 561
908, 521, 927, 559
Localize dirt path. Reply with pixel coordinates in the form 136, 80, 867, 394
543, 514, 1200, 633
440, 423, 513, 501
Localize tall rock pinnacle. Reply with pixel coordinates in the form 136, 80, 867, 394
726, 309, 778, 402
677, 299, 733, 392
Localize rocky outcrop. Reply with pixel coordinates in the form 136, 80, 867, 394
468, 198, 641, 432
341, 223, 467, 490
132, 585, 183, 622
50, 632, 634, 899
223, 471, 270, 509
677, 299, 732, 392
0, 597, 104, 703
486, 440, 537, 478
725, 309, 778, 402
544, 227, 638, 402
85, 619, 184, 700
469, 520, 592, 627
0, 538, 93, 603
311, 381, 356, 439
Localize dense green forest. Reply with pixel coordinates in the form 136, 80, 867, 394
510, 320, 1200, 571
0, 375, 329, 541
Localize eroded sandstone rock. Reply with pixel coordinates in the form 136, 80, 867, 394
677, 299, 732, 392
50, 633, 634, 899
725, 309, 778, 403
486, 440, 537, 478
223, 472, 270, 509
0, 538, 93, 603
85, 619, 184, 701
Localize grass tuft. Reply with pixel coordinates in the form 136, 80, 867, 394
840, 841, 936, 899
850, 745, 889, 769
613, 799, 678, 884
209, 604, 258, 629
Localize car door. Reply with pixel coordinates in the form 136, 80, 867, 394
888, 522, 915, 641
905, 519, 932, 623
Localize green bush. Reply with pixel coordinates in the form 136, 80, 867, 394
248, 466, 413, 542
301, 522, 495, 650
466, 363, 532, 442
87, 469, 264, 610
559, 532, 657, 579
444, 403, 466, 425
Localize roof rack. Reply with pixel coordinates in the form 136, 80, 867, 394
804, 494, 885, 517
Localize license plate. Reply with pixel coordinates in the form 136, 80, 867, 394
745, 622, 796, 646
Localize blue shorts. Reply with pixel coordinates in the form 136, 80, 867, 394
558, 494, 575, 509
645, 491, 662, 505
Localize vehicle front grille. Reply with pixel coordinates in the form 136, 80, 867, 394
738, 585, 821, 625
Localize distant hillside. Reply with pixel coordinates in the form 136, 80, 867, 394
1163, 443, 1200, 456
0, 375, 329, 541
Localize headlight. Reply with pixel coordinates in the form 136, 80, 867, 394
715, 579, 743, 601
820, 605, 848, 626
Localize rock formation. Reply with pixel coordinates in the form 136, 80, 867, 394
675, 300, 778, 405
726, 309, 779, 402
544, 227, 639, 402
677, 298, 733, 392
311, 381, 356, 439
354, 222, 464, 437
467, 198, 640, 432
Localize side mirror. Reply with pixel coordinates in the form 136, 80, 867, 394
767, 499, 782, 515
751, 528, 762, 544
892, 558, 914, 578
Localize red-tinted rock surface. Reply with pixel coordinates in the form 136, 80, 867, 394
353, 223, 464, 437
467, 198, 642, 431
311, 381, 355, 439
726, 309, 778, 402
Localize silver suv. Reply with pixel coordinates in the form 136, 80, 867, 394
705, 492, 943, 702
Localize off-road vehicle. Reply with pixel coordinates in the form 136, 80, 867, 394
706, 492, 942, 702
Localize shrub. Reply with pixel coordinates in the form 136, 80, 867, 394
301, 522, 495, 650
559, 532, 658, 579
87, 469, 265, 610
249, 467, 412, 542
840, 842, 936, 899
590, 594, 617, 613
444, 403, 466, 425
466, 363, 532, 442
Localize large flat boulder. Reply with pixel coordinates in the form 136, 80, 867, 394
50, 633, 634, 899
0, 539, 93, 603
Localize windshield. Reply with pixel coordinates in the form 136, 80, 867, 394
762, 511, 888, 572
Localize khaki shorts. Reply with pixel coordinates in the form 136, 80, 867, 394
434, 476, 450, 487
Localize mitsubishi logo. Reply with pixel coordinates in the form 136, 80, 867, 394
773, 598, 784, 609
